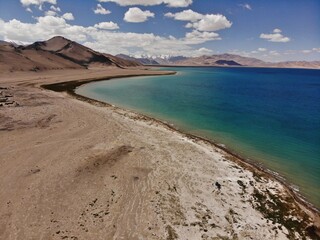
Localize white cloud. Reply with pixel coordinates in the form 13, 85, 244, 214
94, 21, 119, 30
269, 50, 280, 56
165, 9, 203, 22
239, 3, 252, 10
124, 7, 154, 23
38, 15, 66, 27
284, 48, 320, 55
0, 16, 223, 57
98, 0, 192, 8
258, 48, 267, 51
190, 14, 232, 32
45, 10, 57, 16
62, 13, 74, 21
94, 4, 111, 15
0, 17, 66, 43
50, 5, 61, 12
195, 47, 213, 55
165, 0, 192, 7
20, 0, 56, 6
184, 30, 220, 44
260, 29, 290, 42
165, 10, 231, 32
26, 7, 33, 13
312, 47, 320, 53
229, 47, 320, 62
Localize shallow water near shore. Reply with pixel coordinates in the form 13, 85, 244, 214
76, 67, 320, 208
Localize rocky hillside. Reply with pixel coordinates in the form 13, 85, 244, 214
0, 36, 141, 72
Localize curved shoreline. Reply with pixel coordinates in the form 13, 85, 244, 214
41, 70, 320, 232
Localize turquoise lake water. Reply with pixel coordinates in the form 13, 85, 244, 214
76, 67, 320, 208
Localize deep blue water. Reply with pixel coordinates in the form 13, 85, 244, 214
76, 67, 320, 208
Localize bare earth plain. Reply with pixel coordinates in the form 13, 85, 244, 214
0, 67, 319, 240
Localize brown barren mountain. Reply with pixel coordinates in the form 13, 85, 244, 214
172, 54, 320, 69
0, 42, 83, 72
268, 61, 320, 69
0, 36, 141, 72
0, 40, 9, 46
1, 36, 319, 72
174, 54, 266, 66
118, 53, 320, 69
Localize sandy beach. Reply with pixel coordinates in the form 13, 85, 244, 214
0, 66, 319, 240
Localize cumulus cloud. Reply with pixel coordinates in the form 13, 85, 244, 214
124, 7, 154, 23
20, 0, 56, 6
45, 10, 58, 16
94, 21, 119, 30
44, 7, 72, 19
165, 0, 192, 7
38, 15, 67, 27
195, 47, 213, 55
258, 48, 267, 51
269, 50, 280, 56
62, 13, 74, 21
165, 9, 203, 22
185, 30, 220, 44
165, 10, 231, 32
239, 3, 252, 10
50, 5, 61, 12
0, 16, 223, 57
185, 22, 193, 28
98, 0, 192, 8
0, 16, 103, 43
94, 4, 111, 15
192, 14, 232, 31
260, 29, 290, 42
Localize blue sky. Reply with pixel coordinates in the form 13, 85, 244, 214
0, 0, 319, 61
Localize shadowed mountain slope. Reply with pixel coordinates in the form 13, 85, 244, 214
0, 36, 141, 72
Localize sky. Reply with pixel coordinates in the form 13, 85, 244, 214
0, 0, 319, 61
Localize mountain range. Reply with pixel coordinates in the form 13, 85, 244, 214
117, 53, 320, 69
1, 36, 319, 72
0, 36, 140, 72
